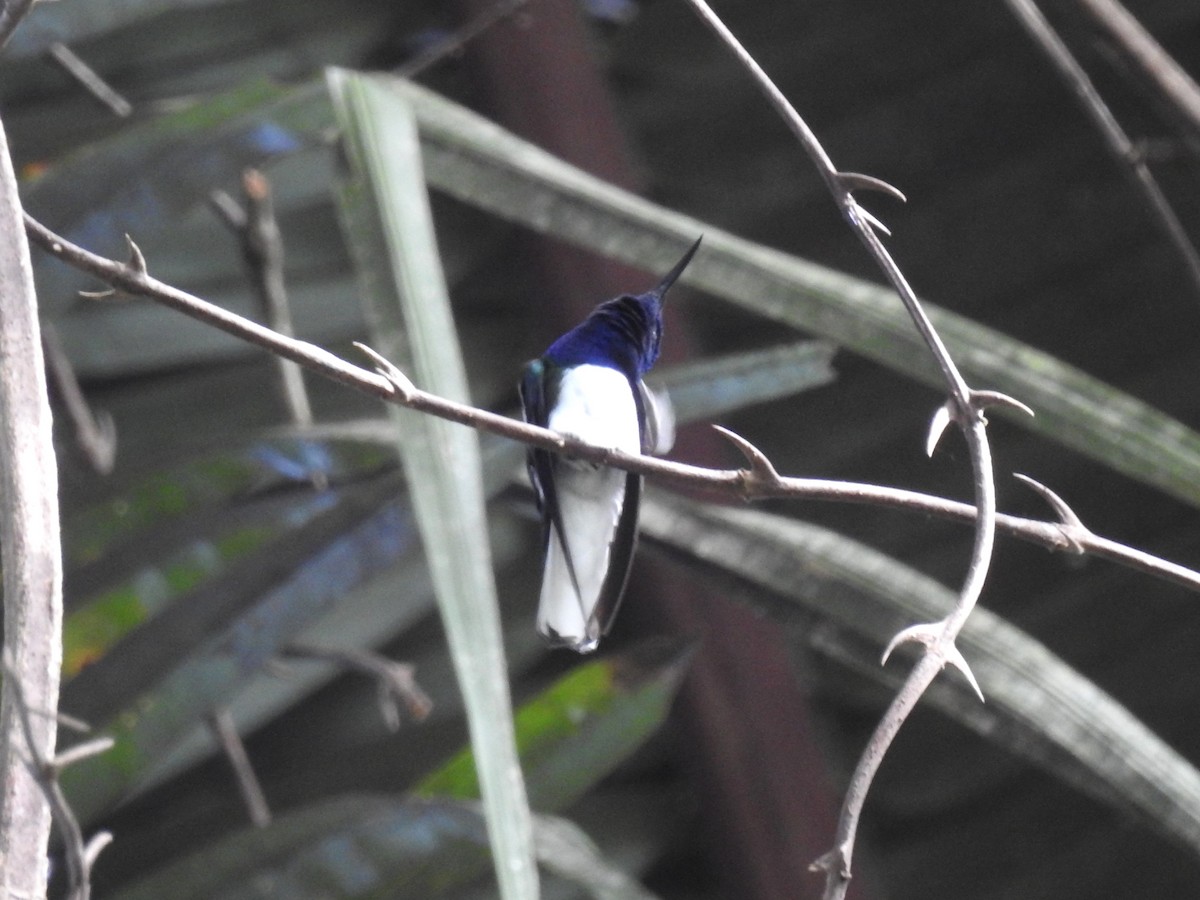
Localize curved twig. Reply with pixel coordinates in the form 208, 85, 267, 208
1, 656, 110, 900
1004, 0, 1200, 298
0, 119, 64, 900
0, 0, 34, 51
22, 214, 1200, 596
677, 3, 1024, 894
45, 43, 132, 118
1073, 0, 1200, 139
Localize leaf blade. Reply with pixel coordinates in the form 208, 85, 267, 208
326, 67, 539, 900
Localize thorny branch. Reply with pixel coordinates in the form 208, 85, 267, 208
396, 0, 531, 79
206, 707, 271, 828
2, 657, 112, 900
41, 322, 117, 475
25, 198, 1200, 886
1004, 0, 1200, 298
679, 2, 1024, 895
21, 213, 1200, 600
45, 42, 133, 118
210, 168, 315, 429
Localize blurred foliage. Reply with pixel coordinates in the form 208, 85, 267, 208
8, 5, 1200, 898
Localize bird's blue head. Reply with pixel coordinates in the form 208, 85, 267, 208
543, 237, 702, 379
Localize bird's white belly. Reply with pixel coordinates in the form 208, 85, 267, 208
538, 364, 641, 651
546, 364, 641, 453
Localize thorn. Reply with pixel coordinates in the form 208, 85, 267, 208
55, 711, 93, 734
208, 188, 248, 231
78, 288, 117, 300
945, 644, 985, 702
354, 342, 416, 401
123, 234, 147, 276
853, 203, 892, 237
82, 408, 117, 475
83, 831, 113, 869
1014, 473, 1088, 553
881, 622, 941, 665
971, 389, 1034, 419
712, 424, 781, 485
926, 401, 953, 457
50, 736, 115, 772
837, 171, 907, 203
809, 843, 852, 878
882, 624, 985, 701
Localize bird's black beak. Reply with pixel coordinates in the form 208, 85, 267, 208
651, 235, 703, 301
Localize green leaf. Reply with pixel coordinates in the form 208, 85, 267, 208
326, 68, 538, 900
417, 641, 691, 811
30, 70, 1200, 509
111, 796, 663, 900
109, 640, 687, 900
387, 75, 1200, 510
639, 491, 1200, 860
59, 318, 799, 818
8, 0, 272, 58
65, 436, 391, 569
649, 340, 835, 423
59, 472, 424, 823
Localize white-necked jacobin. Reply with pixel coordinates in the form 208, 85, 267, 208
519, 237, 702, 652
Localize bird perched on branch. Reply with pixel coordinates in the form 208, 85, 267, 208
519, 238, 702, 652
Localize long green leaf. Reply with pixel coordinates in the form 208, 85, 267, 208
27, 73, 1200, 508
60, 479, 424, 823
639, 491, 1200, 858
111, 640, 687, 900
56, 337, 828, 821
326, 68, 538, 900
387, 76, 1200, 510
649, 340, 835, 422
112, 796, 663, 900
8, 0, 233, 57
417, 641, 691, 811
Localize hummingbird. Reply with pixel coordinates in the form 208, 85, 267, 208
519, 237, 702, 652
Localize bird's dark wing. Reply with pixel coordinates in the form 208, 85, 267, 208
590, 472, 641, 639
637, 379, 675, 455
519, 359, 582, 597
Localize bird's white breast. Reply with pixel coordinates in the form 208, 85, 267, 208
546, 364, 641, 453
537, 364, 642, 651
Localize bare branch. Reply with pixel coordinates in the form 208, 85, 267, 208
677, 3, 1029, 894
41, 323, 117, 475
1073, 0, 1200, 139
45, 43, 132, 118
1, 657, 105, 900
1004, 0, 1200, 298
283, 644, 433, 731
396, 0, 531, 79
0, 114, 63, 900
21, 213, 1200, 599
0, 0, 35, 51
23, 212, 1200, 892
206, 707, 271, 828
211, 169, 315, 429
50, 737, 114, 774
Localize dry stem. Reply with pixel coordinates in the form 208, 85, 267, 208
21, 213, 1200, 601
0, 117, 64, 900
677, 3, 1028, 894
1004, 0, 1200, 297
